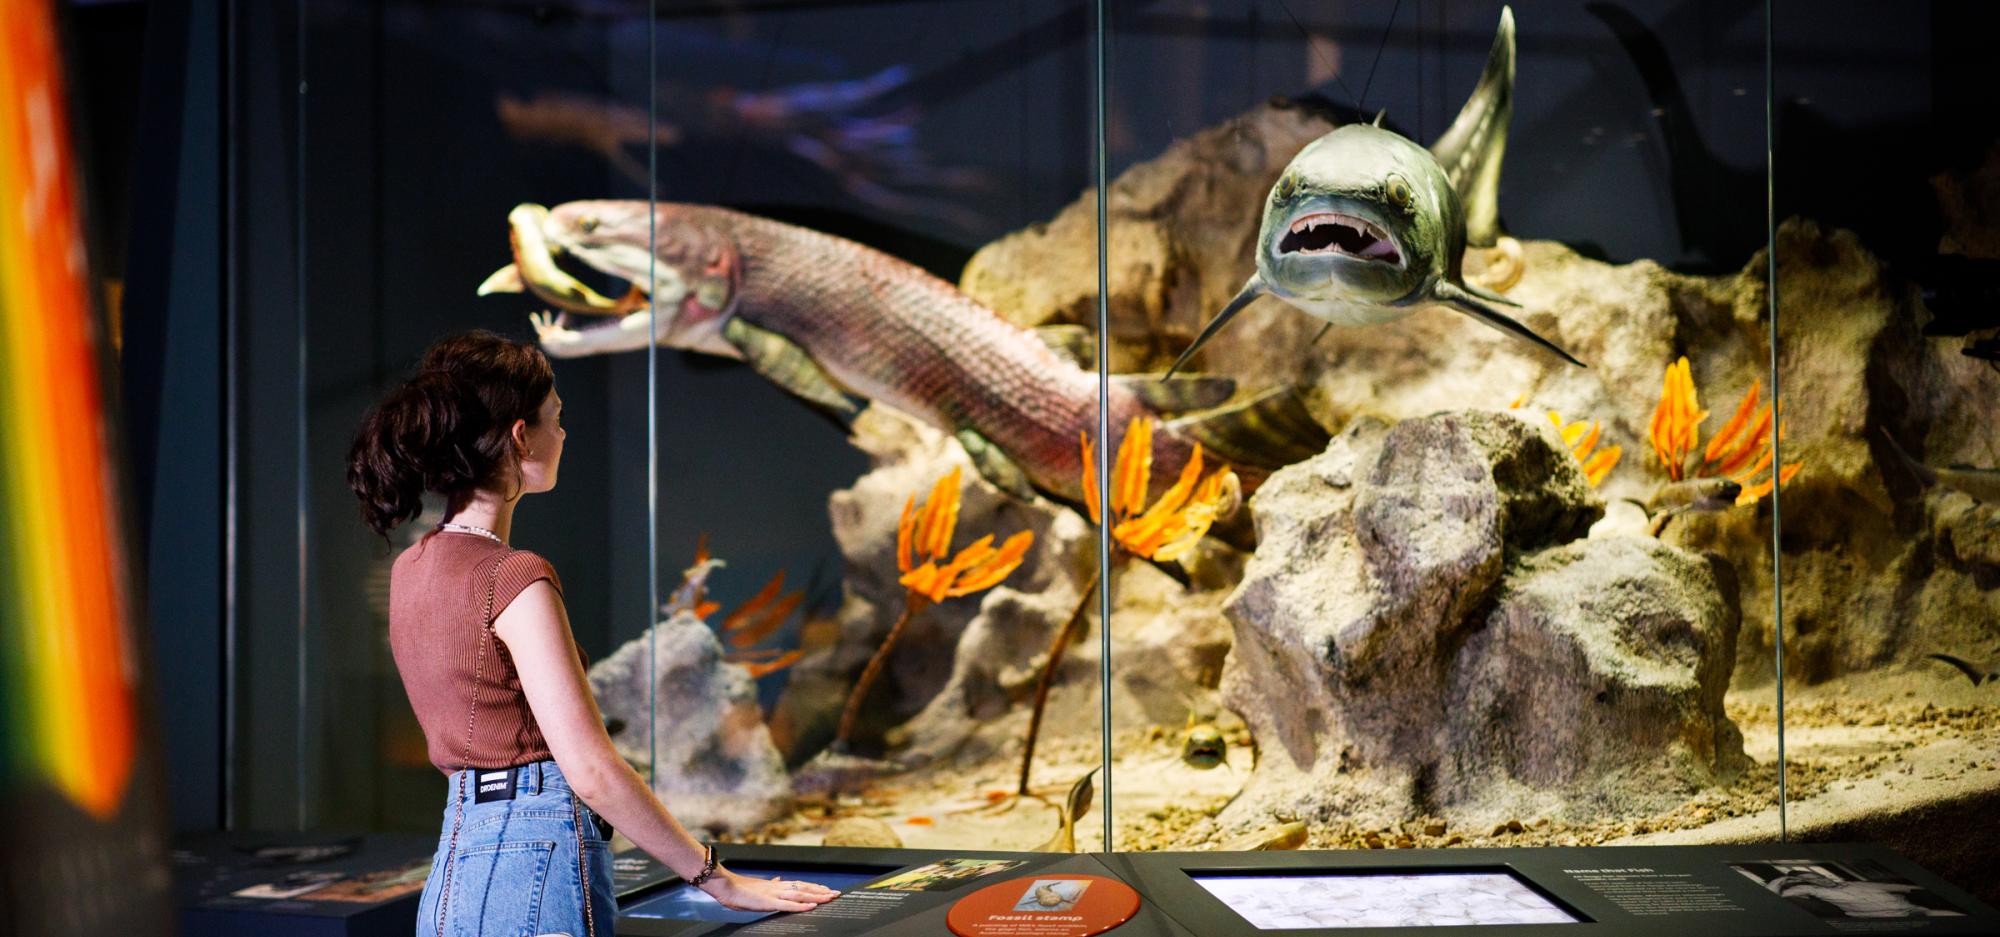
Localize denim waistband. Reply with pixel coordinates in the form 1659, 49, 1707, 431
445, 759, 574, 803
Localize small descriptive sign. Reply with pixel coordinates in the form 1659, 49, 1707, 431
736, 890, 913, 934
1563, 867, 1744, 916
947, 875, 1141, 937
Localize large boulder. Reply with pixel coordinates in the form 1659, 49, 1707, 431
1218, 411, 1745, 830
588, 615, 791, 834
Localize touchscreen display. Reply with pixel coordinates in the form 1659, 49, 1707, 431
1193, 871, 1580, 929
621, 866, 886, 923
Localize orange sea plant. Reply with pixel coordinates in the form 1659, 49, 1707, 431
1544, 411, 1623, 487
1649, 356, 1801, 505
1081, 417, 1240, 562
1011, 418, 1240, 798
1506, 396, 1622, 488
835, 467, 1034, 747
669, 536, 809, 680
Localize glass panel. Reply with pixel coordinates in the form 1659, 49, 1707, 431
1104, 1, 1778, 851
1772, 3, 1999, 900
607, 0, 1104, 852
251, 3, 657, 832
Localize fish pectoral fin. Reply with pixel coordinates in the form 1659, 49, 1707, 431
1114, 374, 1236, 413
1171, 385, 1330, 470
721, 317, 858, 419
953, 429, 1036, 501
1033, 324, 1098, 368
1435, 279, 1587, 368
1166, 274, 1268, 378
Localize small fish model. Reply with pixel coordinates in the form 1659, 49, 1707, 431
1642, 477, 1742, 537
485, 202, 1326, 506
1879, 429, 2000, 504
1926, 653, 1997, 687
1167, 7, 1584, 377
1180, 714, 1227, 770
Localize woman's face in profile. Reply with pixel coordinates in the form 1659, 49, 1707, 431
520, 387, 565, 493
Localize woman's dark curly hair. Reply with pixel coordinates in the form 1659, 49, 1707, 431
346, 330, 554, 539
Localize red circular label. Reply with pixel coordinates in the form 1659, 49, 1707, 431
946, 874, 1141, 937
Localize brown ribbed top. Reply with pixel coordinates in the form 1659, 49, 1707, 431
388, 530, 586, 774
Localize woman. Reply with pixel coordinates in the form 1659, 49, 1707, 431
348, 331, 837, 936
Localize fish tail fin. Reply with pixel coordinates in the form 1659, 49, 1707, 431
1168, 385, 1330, 470
1435, 278, 1587, 368
1166, 274, 1268, 378
1430, 5, 1514, 246
1876, 427, 1938, 488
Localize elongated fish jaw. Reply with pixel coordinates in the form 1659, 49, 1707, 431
504, 203, 628, 315
513, 201, 745, 358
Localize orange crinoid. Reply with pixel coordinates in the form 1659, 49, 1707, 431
1504, 395, 1621, 488
1080, 418, 1239, 563
1649, 356, 1801, 505
895, 466, 1035, 603
1545, 411, 1623, 487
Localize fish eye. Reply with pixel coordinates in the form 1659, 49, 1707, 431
1384, 175, 1414, 212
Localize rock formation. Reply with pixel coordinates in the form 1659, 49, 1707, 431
958, 97, 2000, 688
588, 614, 792, 834
1218, 411, 1746, 829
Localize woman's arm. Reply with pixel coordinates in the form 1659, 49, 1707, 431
496, 580, 836, 913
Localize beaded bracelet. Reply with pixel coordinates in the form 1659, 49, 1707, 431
689, 844, 720, 887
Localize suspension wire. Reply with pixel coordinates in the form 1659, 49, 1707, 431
1093, 0, 1115, 854
1763, 0, 1788, 843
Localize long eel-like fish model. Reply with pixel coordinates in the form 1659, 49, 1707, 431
479, 200, 1325, 505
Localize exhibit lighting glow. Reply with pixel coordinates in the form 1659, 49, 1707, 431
0, 0, 138, 820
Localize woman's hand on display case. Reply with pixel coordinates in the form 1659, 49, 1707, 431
700, 869, 840, 913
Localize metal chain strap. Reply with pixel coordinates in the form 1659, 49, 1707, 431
571, 789, 597, 937
429, 550, 596, 937
434, 553, 504, 937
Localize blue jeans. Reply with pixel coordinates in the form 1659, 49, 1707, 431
416, 760, 617, 937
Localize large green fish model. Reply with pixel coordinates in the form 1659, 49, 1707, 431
481, 200, 1326, 507
1167, 6, 1585, 377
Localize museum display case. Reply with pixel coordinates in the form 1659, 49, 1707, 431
199, 0, 2000, 922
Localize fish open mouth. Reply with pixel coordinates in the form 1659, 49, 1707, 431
479, 203, 650, 329
1278, 211, 1402, 265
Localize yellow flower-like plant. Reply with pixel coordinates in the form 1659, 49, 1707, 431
1080, 418, 1239, 563
1650, 357, 1801, 506
1009, 419, 1239, 800
896, 467, 1036, 602
836, 467, 1033, 748
1545, 411, 1623, 488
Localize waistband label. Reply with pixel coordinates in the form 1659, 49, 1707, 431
474, 767, 518, 803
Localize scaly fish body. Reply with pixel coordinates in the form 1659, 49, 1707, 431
494, 201, 1318, 504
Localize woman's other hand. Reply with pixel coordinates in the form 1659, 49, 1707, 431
700, 870, 840, 912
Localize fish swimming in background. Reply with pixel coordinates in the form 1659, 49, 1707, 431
1879, 428, 2000, 504
483, 201, 1327, 506
1642, 477, 1741, 537
496, 67, 990, 231
1179, 712, 1227, 770
1167, 6, 1585, 377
